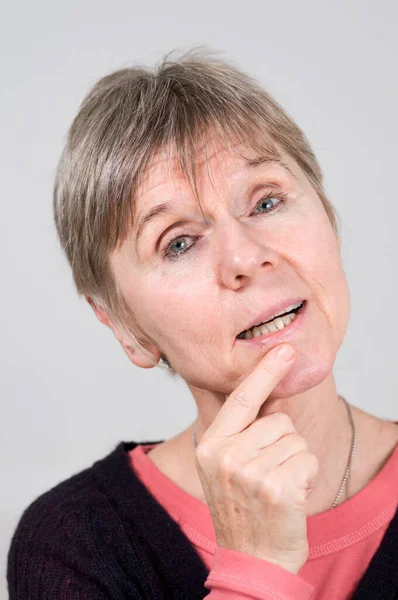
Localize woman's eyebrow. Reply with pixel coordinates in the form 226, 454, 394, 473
134, 157, 295, 253
134, 203, 175, 253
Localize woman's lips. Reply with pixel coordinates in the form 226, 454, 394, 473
234, 300, 308, 347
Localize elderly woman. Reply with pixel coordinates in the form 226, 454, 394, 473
7, 49, 398, 600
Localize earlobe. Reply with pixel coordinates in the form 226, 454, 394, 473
121, 341, 161, 369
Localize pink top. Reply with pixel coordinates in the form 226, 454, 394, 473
128, 440, 398, 600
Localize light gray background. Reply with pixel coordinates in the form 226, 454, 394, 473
1, 1, 397, 597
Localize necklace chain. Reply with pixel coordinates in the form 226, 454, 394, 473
192, 395, 356, 509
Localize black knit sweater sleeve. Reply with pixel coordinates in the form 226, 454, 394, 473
6, 464, 142, 599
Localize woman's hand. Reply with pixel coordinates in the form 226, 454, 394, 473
194, 343, 319, 575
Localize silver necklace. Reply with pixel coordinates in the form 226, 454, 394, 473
191, 395, 356, 509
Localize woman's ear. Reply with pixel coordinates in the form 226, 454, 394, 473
85, 295, 161, 369
86, 295, 113, 328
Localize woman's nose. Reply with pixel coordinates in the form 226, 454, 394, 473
213, 219, 280, 290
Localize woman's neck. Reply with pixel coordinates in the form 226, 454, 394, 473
147, 376, 398, 516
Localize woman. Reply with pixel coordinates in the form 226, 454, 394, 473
7, 48, 398, 599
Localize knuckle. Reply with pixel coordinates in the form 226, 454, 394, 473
270, 411, 294, 429
296, 451, 320, 475
237, 462, 258, 487
194, 440, 214, 464
308, 452, 320, 475
260, 473, 283, 504
291, 433, 308, 452
218, 447, 237, 476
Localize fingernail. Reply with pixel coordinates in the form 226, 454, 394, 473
276, 345, 294, 361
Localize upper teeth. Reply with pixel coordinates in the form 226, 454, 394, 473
242, 302, 303, 334
268, 301, 302, 322
238, 301, 304, 340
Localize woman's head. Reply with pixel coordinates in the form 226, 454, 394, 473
54, 47, 349, 397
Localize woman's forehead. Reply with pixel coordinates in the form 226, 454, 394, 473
138, 138, 284, 196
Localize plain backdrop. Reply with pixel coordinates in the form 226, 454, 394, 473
1, 1, 397, 597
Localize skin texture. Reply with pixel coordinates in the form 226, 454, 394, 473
90, 137, 398, 518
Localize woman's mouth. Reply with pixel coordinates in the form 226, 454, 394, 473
236, 300, 307, 342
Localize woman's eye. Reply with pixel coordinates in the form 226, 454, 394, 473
163, 235, 196, 261
252, 194, 282, 215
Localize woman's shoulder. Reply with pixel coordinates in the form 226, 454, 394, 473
9, 440, 149, 534
8, 438, 167, 546
6, 440, 148, 598
8, 446, 116, 551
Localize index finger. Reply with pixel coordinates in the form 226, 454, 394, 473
206, 343, 295, 440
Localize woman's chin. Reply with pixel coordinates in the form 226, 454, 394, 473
267, 356, 334, 400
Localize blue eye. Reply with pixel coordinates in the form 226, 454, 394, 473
162, 192, 286, 261
253, 196, 280, 214
164, 235, 196, 260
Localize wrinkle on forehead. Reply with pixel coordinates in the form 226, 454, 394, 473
137, 136, 281, 205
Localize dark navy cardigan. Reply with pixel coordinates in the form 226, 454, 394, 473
7, 440, 398, 599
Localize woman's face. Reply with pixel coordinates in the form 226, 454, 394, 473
110, 138, 350, 399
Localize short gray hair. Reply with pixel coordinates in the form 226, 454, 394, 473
53, 46, 340, 373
